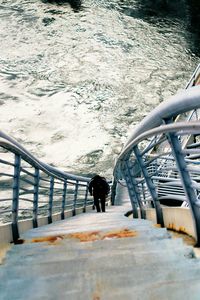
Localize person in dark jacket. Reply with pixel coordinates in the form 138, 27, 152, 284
88, 175, 110, 212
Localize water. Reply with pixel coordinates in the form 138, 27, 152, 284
0, 0, 199, 178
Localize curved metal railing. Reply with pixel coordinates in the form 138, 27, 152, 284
114, 85, 200, 245
0, 131, 93, 243
1, 64, 200, 245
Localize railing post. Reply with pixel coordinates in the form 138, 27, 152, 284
166, 130, 200, 246
111, 178, 117, 205
33, 168, 39, 228
61, 181, 67, 220
48, 176, 54, 224
12, 154, 21, 243
83, 183, 89, 213
121, 161, 139, 218
73, 180, 79, 216
127, 160, 146, 219
133, 146, 164, 227
141, 181, 146, 203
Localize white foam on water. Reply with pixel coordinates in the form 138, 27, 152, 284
0, 0, 199, 177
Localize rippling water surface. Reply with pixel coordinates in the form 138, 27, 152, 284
0, 0, 199, 177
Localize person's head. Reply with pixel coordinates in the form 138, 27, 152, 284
92, 174, 102, 180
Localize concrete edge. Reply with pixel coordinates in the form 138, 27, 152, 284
145, 207, 196, 241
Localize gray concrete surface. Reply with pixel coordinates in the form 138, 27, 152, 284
0, 186, 200, 300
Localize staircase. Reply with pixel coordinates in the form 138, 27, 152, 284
1, 190, 200, 300
1, 68, 200, 299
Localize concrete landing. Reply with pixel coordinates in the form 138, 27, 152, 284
1, 195, 200, 299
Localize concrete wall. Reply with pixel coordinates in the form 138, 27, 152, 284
145, 207, 196, 241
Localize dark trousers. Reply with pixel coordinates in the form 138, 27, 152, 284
93, 194, 106, 212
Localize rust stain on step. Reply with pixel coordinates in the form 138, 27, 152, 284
68, 228, 137, 242
167, 223, 188, 234
0, 243, 12, 264
68, 231, 101, 242
31, 235, 64, 244
30, 228, 137, 244
93, 293, 100, 300
102, 228, 137, 239
154, 224, 161, 228
167, 223, 196, 246
92, 282, 102, 300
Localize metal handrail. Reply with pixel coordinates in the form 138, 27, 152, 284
124, 86, 200, 149
185, 63, 200, 89
0, 131, 93, 243
0, 131, 90, 182
119, 122, 200, 162
114, 85, 200, 246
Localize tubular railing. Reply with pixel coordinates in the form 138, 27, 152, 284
0, 131, 94, 243
114, 85, 200, 246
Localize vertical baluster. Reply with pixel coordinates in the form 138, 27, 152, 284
121, 161, 139, 218
141, 181, 146, 203
73, 180, 79, 216
127, 160, 146, 219
83, 182, 89, 213
33, 168, 39, 228
111, 178, 117, 205
12, 154, 21, 243
61, 180, 67, 220
48, 176, 54, 224
133, 146, 164, 227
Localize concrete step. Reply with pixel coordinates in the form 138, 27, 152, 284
3, 229, 174, 266
1, 258, 200, 300
21, 217, 157, 240
4, 238, 195, 267
1, 242, 198, 278
1, 197, 200, 300
5, 225, 172, 259
19, 226, 172, 251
